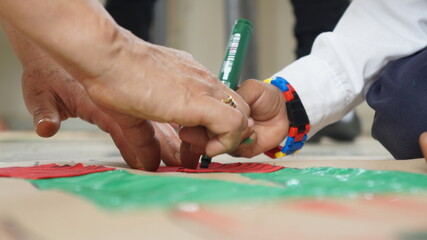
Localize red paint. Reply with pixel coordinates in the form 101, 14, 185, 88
0, 162, 283, 180
0, 163, 115, 180
174, 208, 238, 236
292, 200, 354, 216
142, 162, 284, 173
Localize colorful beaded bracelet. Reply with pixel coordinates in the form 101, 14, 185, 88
263, 77, 311, 158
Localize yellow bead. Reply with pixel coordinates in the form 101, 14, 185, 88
263, 78, 272, 84
275, 152, 284, 158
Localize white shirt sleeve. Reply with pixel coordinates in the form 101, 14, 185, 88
274, 0, 427, 136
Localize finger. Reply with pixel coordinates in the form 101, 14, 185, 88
118, 120, 161, 171
90, 100, 162, 171
189, 144, 205, 155
179, 126, 209, 149
238, 80, 285, 122
169, 123, 180, 131
36, 118, 60, 138
180, 142, 201, 169
77, 99, 155, 170
89, 115, 141, 169
419, 132, 427, 162
236, 79, 267, 107
180, 117, 255, 156
153, 122, 181, 166
191, 96, 248, 156
31, 94, 61, 138
240, 117, 255, 143
229, 130, 260, 158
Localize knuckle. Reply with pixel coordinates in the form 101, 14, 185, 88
198, 69, 212, 80
178, 50, 194, 60
32, 106, 52, 118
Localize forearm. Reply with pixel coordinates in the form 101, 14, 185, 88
1, 21, 49, 67
0, 0, 129, 82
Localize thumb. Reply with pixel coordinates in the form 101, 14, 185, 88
236, 79, 265, 107
31, 96, 61, 138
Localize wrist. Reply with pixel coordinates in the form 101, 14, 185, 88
76, 25, 133, 81
78, 27, 142, 88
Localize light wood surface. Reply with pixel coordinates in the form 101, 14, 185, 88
0, 131, 426, 240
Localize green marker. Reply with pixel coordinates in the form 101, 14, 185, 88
200, 19, 253, 168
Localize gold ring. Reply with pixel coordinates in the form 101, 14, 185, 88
221, 95, 237, 108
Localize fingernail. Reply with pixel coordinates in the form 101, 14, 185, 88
36, 118, 51, 127
248, 118, 255, 128
35, 118, 52, 132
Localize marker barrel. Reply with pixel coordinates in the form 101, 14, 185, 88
200, 19, 253, 168
218, 19, 253, 90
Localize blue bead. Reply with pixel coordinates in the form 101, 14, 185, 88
302, 134, 308, 142
271, 79, 289, 93
274, 76, 289, 85
290, 142, 304, 151
285, 136, 295, 145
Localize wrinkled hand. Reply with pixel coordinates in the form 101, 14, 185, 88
22, 56, 181, 170
81, 29, 250, 158
0, 0, 250, 164
179, 79, 288, 164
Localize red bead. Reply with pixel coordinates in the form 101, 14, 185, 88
264, 146, 283, 159
283, 91, 294, 101
288, 127, 298, 137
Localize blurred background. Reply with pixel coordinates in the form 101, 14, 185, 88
0, 0, 374, 135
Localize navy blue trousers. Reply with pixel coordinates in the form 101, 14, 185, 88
366, 47, 427, 159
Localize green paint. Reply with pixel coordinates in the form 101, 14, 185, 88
31, 170, 278, 210
398, 231, 427, 240
243, 167, 427, 196
31, 167, 427, 210
241, 137, 254, 144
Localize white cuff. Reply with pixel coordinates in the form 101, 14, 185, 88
274, 56, 350, 137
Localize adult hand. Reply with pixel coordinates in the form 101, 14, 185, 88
22, 56, 181, 169
0, 0, 251, 163
80, 29, 250, 158
179, 79, 288, 161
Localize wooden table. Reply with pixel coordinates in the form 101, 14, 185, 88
0, 131, 426, 240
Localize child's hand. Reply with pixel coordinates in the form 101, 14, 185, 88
230, 79, 289, 158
